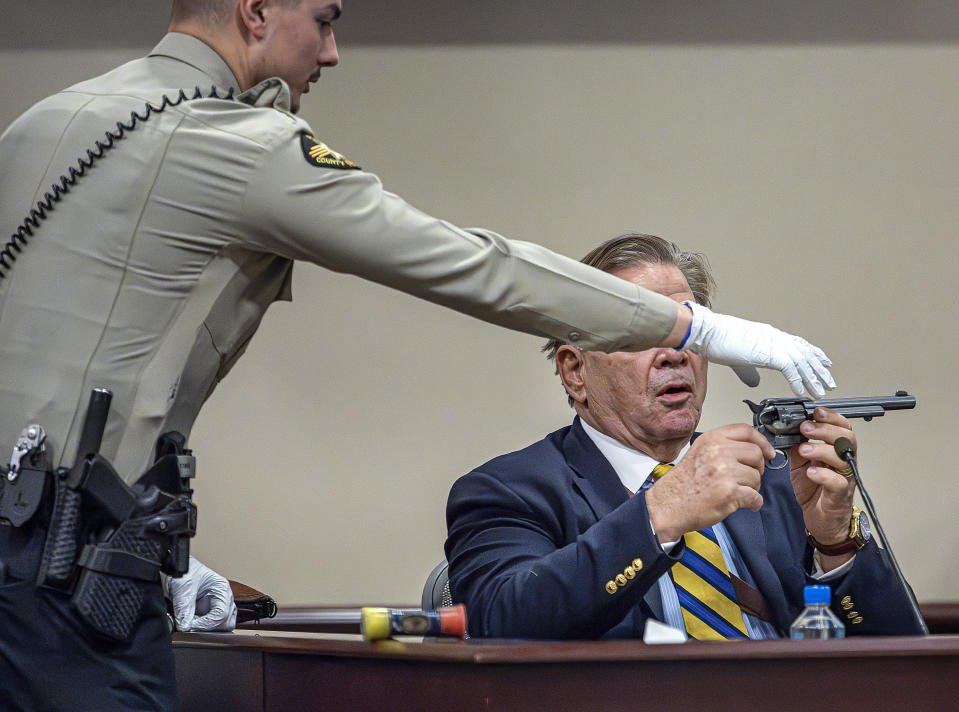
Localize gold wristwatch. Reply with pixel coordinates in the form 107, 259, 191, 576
806, 506, 871, 556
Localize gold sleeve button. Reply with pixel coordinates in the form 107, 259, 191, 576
847, 611, 859, 619
605, 581, 618, 595
841, 596, 852, 606
615, 574, 627, 587
852, 617, 863, 625
842, 601, 853, 610
632, 558, 643, 571
623, 566, 636, 580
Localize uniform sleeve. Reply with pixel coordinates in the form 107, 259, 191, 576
239, 130, 679, 353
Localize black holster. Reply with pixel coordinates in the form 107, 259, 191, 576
35, 434, 197, 642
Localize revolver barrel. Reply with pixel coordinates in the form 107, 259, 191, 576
745, 390, 916, 452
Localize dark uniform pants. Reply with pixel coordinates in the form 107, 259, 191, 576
0, 513, 176, 711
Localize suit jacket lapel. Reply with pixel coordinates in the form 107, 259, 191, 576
563, 418, 666, 624
724, 507, 791, 629
563, 417, 629, 520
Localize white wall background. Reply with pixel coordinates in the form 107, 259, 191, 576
2, 3, 957, 607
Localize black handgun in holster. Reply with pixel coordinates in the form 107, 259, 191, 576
36, 388, 198, 641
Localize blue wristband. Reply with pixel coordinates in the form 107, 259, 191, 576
677, 302, 694, 349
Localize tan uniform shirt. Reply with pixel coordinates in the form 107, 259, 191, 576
0, 34, 677, 481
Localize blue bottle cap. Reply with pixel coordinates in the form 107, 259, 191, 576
803, 585, 831, 605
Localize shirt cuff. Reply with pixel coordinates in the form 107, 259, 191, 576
810, 548, 856, 580
648, 516, 681, 553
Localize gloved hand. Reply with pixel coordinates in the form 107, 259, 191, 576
682, 301, 836, 398
163, 556, 237, 632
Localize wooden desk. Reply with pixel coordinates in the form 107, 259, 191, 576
175, 625, 959, 712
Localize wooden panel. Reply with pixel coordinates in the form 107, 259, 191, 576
175, 632, 959, 712
921, 602, 959, 634
175, 646, 264, 712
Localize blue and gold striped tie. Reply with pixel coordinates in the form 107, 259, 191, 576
652, 463, 749, 640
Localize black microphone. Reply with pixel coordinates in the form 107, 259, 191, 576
834, 437, 855, 461
833, 438, 928, 634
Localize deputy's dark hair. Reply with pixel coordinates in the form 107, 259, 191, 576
543, 233, 715, 404
171, 0, 301, 25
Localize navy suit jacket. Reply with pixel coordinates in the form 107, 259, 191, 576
445, 417, 924, 639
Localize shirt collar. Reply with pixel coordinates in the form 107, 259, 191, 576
579, 419, 691, 494
149, 32, 242, 94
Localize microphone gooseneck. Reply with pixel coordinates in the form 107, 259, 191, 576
833, 439, 928, 634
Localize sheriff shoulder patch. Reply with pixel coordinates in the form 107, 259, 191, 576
300, 133, 360, 170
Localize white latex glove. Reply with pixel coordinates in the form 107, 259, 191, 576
163, 556, 237, 632
682, 301, 836, 398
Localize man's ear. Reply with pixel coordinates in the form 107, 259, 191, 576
239, 0, 269, 39
556, 345, 588, 405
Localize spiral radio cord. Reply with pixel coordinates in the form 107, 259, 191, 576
0, 85, 234, 280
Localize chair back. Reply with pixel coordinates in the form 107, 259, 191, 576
421, 560, 452, 611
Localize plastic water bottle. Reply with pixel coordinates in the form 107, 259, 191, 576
789, 585, 845, 639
